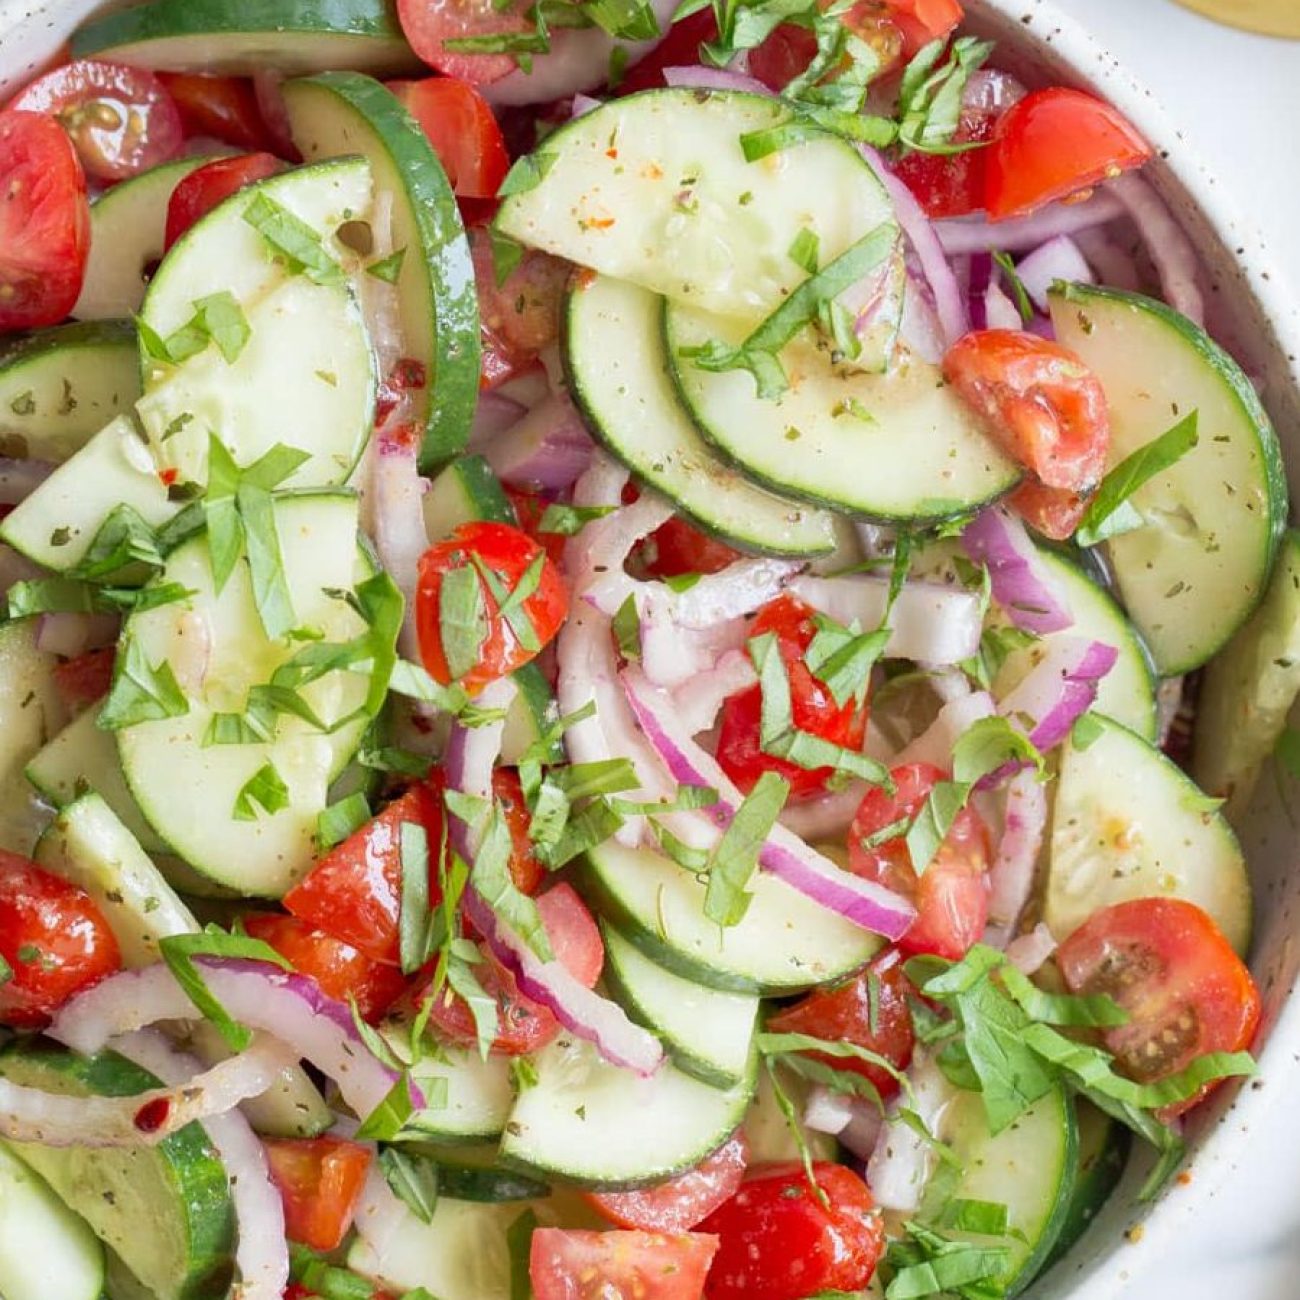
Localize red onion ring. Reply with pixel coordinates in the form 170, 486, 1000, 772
961, 507, 1074, 635
935, 191, 1126, 255
372, 428, 429, 660
1015, 235, 1094, 312
1108, 173, 1204, 327
483, 392, 594, 493
997, 636, 1119, 753
662, 66, 772, 95
895, 691, 996, 768
982, 767, 1049, 948
0, 457, 54, 505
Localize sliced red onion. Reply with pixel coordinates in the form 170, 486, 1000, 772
0, 457, 54, 505
662, 65, 771, 95
483, 392, 594, 493
838, 1097, 885, 1163
1109, 173, 1204, 327
50, 960, 417, 1121
468, 390, 527, 451
867, 1055, 956, 1213
372, 428, 429, 661
1073, 226, 1142, 292
925, 667, 974, 706
804, 1083, 855, 1135
358, 191, 406, 388
0, 1034, 293, 1147
35, 611, 119, 658
0, 542, 42, 596
670, 649, 757, 734
1015, 235, 1094, 311
621, 666, 916, 939
997, 636, 1119, 753
899, 264, 945, 362
115, 1029, 289, 1300
961, 507, 1074, 635
638, 590, 747, 690
444, 677, 516, 810
982, 768, 1048, 948
567, 495, 671, 594
789, 574, 983, 665
354, 1155, 409, 1259
861, 146, 967, 348
497, 368, 553, 413
778, 781, 870, 842
935, 190, 1126, 255
570, 93, 602, 118
1004, 922, 1058, 975
966, 251, 991, 331
1156, 675, 1183, 748
895, 691, 996, 768
252, 70, 300, 161
962, 68, 1026, 116
984, 277, 1022, 330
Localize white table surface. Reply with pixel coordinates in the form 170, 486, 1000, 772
1048, 4, 1299, 1296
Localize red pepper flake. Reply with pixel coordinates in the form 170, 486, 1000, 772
605, 147, 619, 160
158, 468, 179, 487
134, 1097, 171, 1134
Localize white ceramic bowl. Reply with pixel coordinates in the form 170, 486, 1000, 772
1, 2, 1297, 1296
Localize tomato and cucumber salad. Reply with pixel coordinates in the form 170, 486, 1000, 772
0, 2, 1284, 1300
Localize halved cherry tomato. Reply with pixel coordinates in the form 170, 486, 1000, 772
586, 1132, 749, 1232
415, 520, 568, 692
886, 0, 963, 55
0, 111, 90, 330
698, 1163, 885, 1300
242, 913, 409, 1022
617, 10, 719, 94
750, 4, 903, 93
1057, 898, 1260, 1119
164, 151, 282, 250
263, 1135, 372, 1253
848, 762, 991, 959
387, 77, 509, 199
423, 882, 604, 1054
283, 782, 446, 965
942, 329, 1109, 494
156, 73, 276, 153
505, 487, 568, 569
0, 851, 121, 1028
530, 1229, 719, 1300
52, 646, 115, 715
637, 515, 742, 581
985, 87, 1152, 221
717, 594, 867, 800
9, 60, 182, 182
1006, 477, 1091, 542
494, 767, 546, 896
766, 949, 915, 1100
396, 0, 533, 85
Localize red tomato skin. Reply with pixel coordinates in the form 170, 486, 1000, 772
470, 226, 568, 381
494, 768, 547, 896
9, 60, 182, 182
587, 1133, 749, 1232
848, 763, 991, 960
893, 103, 995, 219
887, 0, 963, 55
717, 594, 867, 800
164, 151, 282, 250
504, 487, 568, 569
0, 111, 90, 330
698, 1163, 885, 1300
396, 0, 531, 85
52, 646, 115, 715
985, 87, 1152, 221
156, 73, 276, 152
530, 1229, 719, 1300
639, 516, 742, 581
282, 783, 446, 965
766, 949, 916, 1100
1057, 898, 1260, 1118
942, 329, 1110, 494
415, 521, 569, 692
263, 1136, 373, 1253
1007, 477, 1091, 542
241, 913, 409, 1022
0, 851, 121, 1028
387, 77, 509, 198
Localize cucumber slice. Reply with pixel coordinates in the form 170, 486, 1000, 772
934, 1084, 1077, 1294
602, 922, 758, 1089
0, 1140, 105, 1300
1046, 714, 1251, 953
0, 414, 175, 572
136, 271, 376, 493
117, 492, 382, 897
348, 1197, 535, 1300
1036, 1101, 1130, 1281
283, 72, 480, 471
75, 157, 210, 322
499, 1033, 755, 1188
564, 275, 837, 556
402, 1148, 551, 1202
665, 304, 1020, 522
584, 839, 881, 994
71, 0, 421, 75
1194, 529, 1300, 816
32, 792, 197, 967
402, 1042, 516, 1144
992, 546, 1158, 742
496, 88, 894, 322
0, 1041, 235, 1300
0, 321, 140, 461
1049, 284, 1287, 675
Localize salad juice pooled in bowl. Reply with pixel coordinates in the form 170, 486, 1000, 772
0, 0, 1291, 1298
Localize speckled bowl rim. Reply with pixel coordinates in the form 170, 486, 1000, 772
1, 1, 1299, 1296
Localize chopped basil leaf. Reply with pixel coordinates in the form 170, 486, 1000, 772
992, 250, 1034, 325
232, 762, 291, 821
537, 503, 615, 535
788, 227, 821, 274
317, 792, 371, 850
763, 1057, 829, 1208
1074, 410, 1200, 548
158, 925, 292, 1052
97, 637, 190, 731
934, 1197, 1012, 1237
0, 952, 12, 987
613, 593, 641, 662
804, 616, 890, 709
399, 821, 433, 975
439, 564, 489, 682
159, 291, 251, 366
445, 944, 500, 1059
355, 1072, 416, 1142
242, 192, 345, 285
8, 576, 191, 618
488, 227, 525, 287
473, 548, 543, 655
758, 1029, 911, 1096
237, 481, 297, 639
290, 1245, 380, 1300
704, 770, 788, 926
497, 151, 558, 198
68, 504, 164, 581
443, 28, 550, 54
884, 1220, 1011, 1299
896, 36, 995, 155
367, 247, 407, 284
379, 1147, 439, 1224
859, 816, 910, 851
468, 804, 555, 961
582, 0, 660, 39
1070, 711, 1106, 751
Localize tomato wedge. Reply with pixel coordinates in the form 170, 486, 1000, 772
387, 77, 509, 199
164, 152, 283, 250
263, 1136, 373, 1252
698, 1163, 885, 1300
0, 851, 121, 1028
156, 73, 276, 153
530, 1229, 719, 1300
985, 87, 1152, 221
587, 1133, 749, 1232
396, 0, 534, 85
52, 646, 115, 716
1057, 898, 1260, 1119
0, 111, 90, 331
9, 60, 182, 182
637, 514, 742, 582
